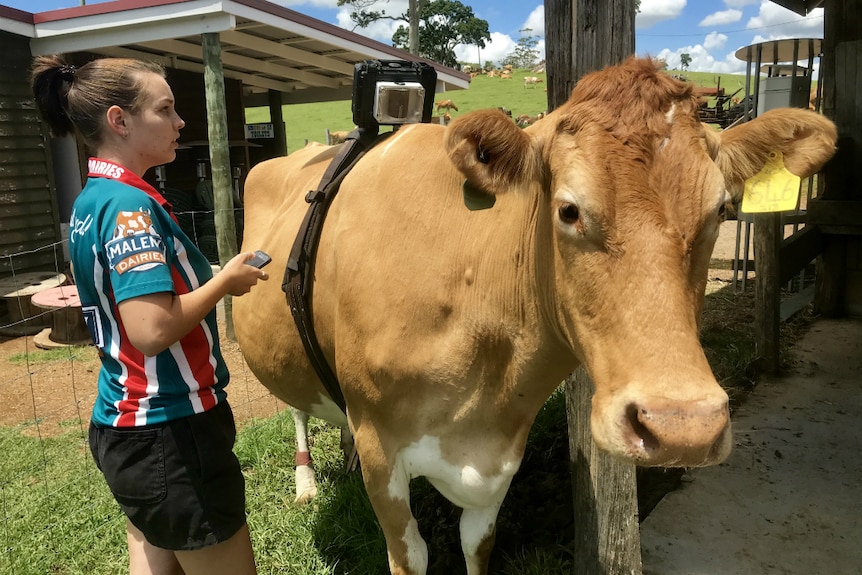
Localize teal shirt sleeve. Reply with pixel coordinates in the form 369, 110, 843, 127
98, 185, 176, 304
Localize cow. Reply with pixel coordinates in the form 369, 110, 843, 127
233, 57, 837, 575
327, 129, 351, 145
113, 210, 154, 238
524, 75, 543, 88
435, 99, 459, 113
515, 112, 545, 127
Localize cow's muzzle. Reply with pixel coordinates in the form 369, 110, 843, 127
594, 393, 732, 467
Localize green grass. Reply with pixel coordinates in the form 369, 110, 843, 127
7, 346, 97, 365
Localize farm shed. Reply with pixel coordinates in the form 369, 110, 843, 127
0, 0, 469, 270
0, 8, 60, 275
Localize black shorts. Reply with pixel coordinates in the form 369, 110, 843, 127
89, 401, 247, 550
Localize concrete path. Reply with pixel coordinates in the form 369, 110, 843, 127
640, 317, 862, 575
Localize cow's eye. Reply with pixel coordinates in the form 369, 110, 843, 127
718, 203, 727, 221
559, 203, 580, 225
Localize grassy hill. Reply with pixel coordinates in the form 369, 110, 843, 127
245, 69, 547, 152
244, 68, 752, 154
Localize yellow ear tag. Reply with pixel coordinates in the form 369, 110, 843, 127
741, 151, 801, 213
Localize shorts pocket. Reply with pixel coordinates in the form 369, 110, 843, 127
97, 427, 167, 506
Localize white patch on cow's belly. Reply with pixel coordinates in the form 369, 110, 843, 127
388, 436, 520, 510
306, 393, 349, 427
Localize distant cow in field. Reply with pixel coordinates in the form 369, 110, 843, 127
524, 75, 543, 88
327, 129, 351, 145
234, 57, 837, 575
435, 99, 458, 113
515, 112, 545, 127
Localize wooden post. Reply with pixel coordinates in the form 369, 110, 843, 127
202, 32, 239, 338
753, 213, 782, 373
816, 1, 862, 316
267, 89, 287, 156
546, 1, 640, 573
567, 368, 642, 575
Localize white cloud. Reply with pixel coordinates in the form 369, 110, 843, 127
746, 1, 824, 38
454, 31, 517, 68
333, 0, 409, 39
335, 1, 409, 41
657, 44, 748, 75
723, 0, 759, 7
703, 31, 728, 51
700, 9, 742, 27
636, 0, 687, 29
522, 5, 545, 38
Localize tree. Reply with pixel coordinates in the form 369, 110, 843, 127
503, 28, 540, 69
340, 0, 490, 68
338, 0, 428, 55
680, 52, 692, 71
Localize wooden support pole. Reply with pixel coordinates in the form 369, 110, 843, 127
754, 213, 782, 373
568, 368, 642, 575
267, 89, 287, 156
202, 32, 239, 339
546, 1, 640, 572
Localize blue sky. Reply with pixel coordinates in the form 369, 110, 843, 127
3, 0, 825, 74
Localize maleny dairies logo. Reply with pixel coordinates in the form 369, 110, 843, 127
106, 210, 166, 274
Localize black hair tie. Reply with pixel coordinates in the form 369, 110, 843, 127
59, 64, 76, 81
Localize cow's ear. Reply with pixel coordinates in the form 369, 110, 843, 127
444, 110, 540, 194
708, 108, 837, 202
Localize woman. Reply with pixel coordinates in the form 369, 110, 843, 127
31, 55, 265, 575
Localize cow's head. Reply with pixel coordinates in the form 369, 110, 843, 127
444, 57, 837, 467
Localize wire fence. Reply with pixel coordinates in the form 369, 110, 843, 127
0, 207, 286, 574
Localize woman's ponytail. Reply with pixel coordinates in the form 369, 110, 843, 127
30, 55, 76, 138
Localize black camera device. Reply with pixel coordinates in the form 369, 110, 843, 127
352, 60, 437, 130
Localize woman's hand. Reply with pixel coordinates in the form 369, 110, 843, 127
221, 252, 270, 296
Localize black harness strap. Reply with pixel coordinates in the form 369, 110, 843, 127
282, 127, 390, 414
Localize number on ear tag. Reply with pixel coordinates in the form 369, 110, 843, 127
741, 151, 801, 213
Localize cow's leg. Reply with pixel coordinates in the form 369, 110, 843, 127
291, 407, 318, 504
357, 440, 427, 574
460, 504, 503, 575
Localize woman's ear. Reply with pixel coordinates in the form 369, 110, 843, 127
105, 105, 129, 139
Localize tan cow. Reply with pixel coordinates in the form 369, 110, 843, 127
524, 75, 543, 88
435, 99, 459, 113
234, 57, 836, 575
327, 129, 351, 145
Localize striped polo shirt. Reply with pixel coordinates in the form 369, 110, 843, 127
68, 158, 228, 427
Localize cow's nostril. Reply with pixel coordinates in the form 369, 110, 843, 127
625, 403, 660, 453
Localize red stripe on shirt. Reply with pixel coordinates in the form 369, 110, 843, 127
114, 320, 150, 426
170, 266, 218, 411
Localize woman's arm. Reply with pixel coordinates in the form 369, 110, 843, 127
118, 251, 268, 356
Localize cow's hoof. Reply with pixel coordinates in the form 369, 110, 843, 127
294, 465, 318, 504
